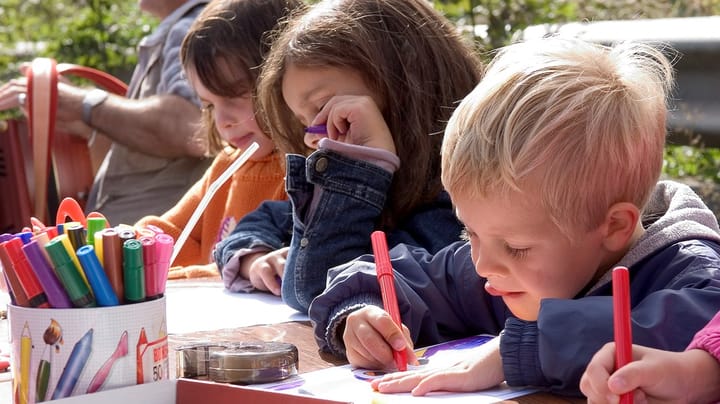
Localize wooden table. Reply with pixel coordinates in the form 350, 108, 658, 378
168, 321, 585, 404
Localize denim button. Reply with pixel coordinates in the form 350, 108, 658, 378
315, 157, 328, 173
300, 237, 309, 247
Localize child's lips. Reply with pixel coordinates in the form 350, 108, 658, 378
229, 133, 253, 148
484, 283, 521, 297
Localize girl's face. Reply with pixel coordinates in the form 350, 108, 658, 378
187, 65, 275, 161
454, 190, 610, 321
281, 64, 378, 149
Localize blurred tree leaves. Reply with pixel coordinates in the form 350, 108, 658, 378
433, 0, 720, 51
0, 0, 153, 82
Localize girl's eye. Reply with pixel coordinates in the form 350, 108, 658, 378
505, 245, 529, 259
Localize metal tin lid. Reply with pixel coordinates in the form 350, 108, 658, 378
208, 341, 298, 384
175, 341, 231, 379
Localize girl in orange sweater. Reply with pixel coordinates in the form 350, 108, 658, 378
135, 0, 303, 276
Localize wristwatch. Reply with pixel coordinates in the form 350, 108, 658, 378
81, 89, 109, 125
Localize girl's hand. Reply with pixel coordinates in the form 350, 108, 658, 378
581, 342, 720, 404
242, 247, 288, 295
312, 95, 396, 155
370, 336, 504, 396
343, 305, 416, 370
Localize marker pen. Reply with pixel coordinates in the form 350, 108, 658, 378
139, 236, 158, 300
118, 227, 136, 244
65, 223, 87, 251
14, 231, 33, 244
137, 228, 156, 239
52, 329, 93, 400
22, 240, 73, 308
56, 234, 89, 286
304, 124, 328, 134
3, 238, 50, 308
86, 216, 106, 246
43, 226, 58, 239
0, 236, 30, 307
30, 232, 52, 262
154, 233, 174, 297
123, 239, 145, 303
93, 230, 104, 267
101, 228, 124, 304
77, 245, 119, 306
45, 238, 95, 308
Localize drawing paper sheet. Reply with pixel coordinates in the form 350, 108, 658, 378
164, 280, 308, 334
250, 335, 537, 403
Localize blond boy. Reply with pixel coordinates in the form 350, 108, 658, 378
308, 37, 720, 396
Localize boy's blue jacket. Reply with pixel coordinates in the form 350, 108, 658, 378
214, 143, 464, 313
308, 181, 720, 395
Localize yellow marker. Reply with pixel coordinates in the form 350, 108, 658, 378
94, 231, 104, 267
20, 322, 31, 404
55, 234, 89, 286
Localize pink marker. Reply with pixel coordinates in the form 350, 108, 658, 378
139, 236, 158, 300
154, 233, 174, 298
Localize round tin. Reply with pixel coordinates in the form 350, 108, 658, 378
208, 341, 299, 384
175, 341, 230, 379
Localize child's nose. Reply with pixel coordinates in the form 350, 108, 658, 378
304, 132, 324, 149
473, 253, 507, 279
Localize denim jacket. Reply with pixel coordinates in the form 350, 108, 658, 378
308, 181, 720, 395
215, 139, 464, 313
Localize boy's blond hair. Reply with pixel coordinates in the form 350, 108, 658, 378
442, 37, 674, 237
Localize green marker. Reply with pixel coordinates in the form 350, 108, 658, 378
86, 217, 106, 246
45, 238, 96, 308
123, 239, 145, 303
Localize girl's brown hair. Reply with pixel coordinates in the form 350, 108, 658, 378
180, 0, 305, 154
258, 0, 483, 228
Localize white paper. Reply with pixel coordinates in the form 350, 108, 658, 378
250, 335, 537, 403
164, 280, 308, 334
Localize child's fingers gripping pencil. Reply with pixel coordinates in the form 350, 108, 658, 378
612, 266, 633, 404
370, 230, 408, 371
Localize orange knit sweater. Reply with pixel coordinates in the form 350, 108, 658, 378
135, 147, 286, 266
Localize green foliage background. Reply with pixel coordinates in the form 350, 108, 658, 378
2, 0, 720, 183
0, 0, 151, 83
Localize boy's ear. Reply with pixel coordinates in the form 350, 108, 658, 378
601, 202, 640, 252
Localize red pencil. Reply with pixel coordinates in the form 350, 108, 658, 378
612, 266, 633, 404
370, 230, 407, 371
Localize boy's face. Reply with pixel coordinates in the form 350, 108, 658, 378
454, 190, 608, 321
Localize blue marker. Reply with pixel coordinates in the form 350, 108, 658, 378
76, 245, 119, 306
52, 329, 93, 399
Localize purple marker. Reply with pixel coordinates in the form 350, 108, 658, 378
22, 240, 73, 308
304, 124, 328, 135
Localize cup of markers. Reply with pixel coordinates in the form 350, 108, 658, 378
1, 218, 174, 404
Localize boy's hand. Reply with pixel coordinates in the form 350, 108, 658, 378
241, 247, 288, 295
343, 305, 416, 370
370, 336, 504, 396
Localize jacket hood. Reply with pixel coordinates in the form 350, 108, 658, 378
590, 180, 720, 292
